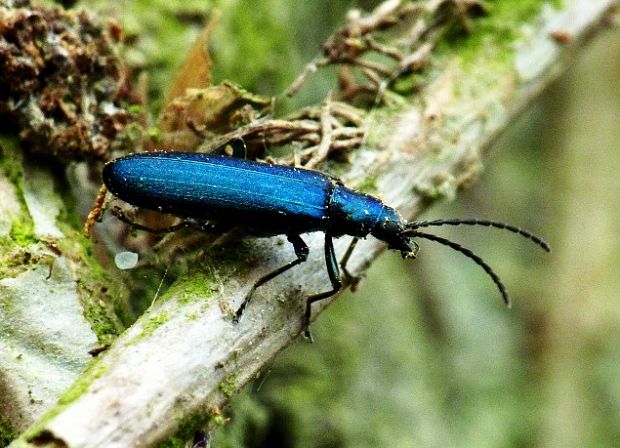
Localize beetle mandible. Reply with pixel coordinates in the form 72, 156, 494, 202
101, 148, 550, 339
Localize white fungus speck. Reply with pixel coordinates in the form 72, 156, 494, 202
115, 251, 139, 270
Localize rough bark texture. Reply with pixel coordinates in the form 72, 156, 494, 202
2, 0, 618, 447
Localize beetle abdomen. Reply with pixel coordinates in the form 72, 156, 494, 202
103, 152, 334, 235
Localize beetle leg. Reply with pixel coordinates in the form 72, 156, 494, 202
303, 233, 343, 342
234, 234, 309, 323
340, 236, 360, 287
84, 184, 108, 237
110, 206, 229, 235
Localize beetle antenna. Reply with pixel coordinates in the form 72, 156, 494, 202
406, 219, 550, 252
403, 229, 511, 306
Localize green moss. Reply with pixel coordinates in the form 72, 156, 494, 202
80, 292, 124, 344
21, 361, 108, 443
0, 244, 41, 279
165, 273, 217, 306
0, 136, 23, 185
0, 415, 16, 448
356, 174, 379, 194
58, 363, 108, 406
71, 239, 127, 341
219, 372, 239, 398
207, 239, 255, 267
159, 412, 211, 448
155, 240, 255, 309
137, 310, 170, 340
0, 137, 37, 246
438, 0, 551, 67
50, 228, 129, 338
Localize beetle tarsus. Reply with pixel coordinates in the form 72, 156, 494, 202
303, 324, 314, 343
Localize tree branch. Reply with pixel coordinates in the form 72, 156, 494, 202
5, 0, 619, 446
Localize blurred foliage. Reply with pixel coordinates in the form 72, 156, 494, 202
70, 1, 620, 446
79, 0, 368, 112
76, 0, 553, 116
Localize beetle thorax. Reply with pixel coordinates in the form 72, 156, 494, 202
327, 185, 385, 237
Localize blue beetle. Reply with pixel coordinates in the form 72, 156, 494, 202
102, 148, 549, 338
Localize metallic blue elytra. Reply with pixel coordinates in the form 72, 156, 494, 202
103, 152, 413, 253
101, 149, 549, 339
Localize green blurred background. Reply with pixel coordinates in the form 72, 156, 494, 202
88, 0, 620, 446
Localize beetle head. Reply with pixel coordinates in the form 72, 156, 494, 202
371, 207, 419, 258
